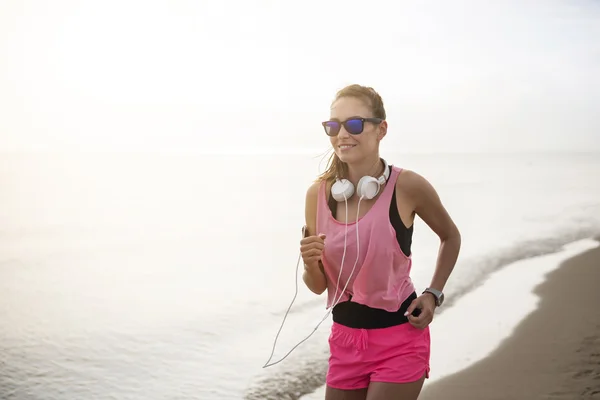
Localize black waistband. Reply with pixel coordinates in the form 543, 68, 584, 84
331, 291, 418, 329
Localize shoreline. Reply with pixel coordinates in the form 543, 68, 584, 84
419, 239, 600, 399
299, 238, 600, 400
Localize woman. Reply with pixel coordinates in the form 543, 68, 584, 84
300, 84, 461, 400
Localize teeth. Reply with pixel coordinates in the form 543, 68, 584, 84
340, 145, 354, 149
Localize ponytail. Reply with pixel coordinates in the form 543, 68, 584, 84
317, 151, 347, 183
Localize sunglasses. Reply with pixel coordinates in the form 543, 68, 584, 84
321, 117, 383, 137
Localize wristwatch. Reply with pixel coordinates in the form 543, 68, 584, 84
423, 288, 444, 307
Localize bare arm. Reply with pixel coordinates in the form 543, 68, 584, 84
403, 171, 461, 293
301, 182, 328, 295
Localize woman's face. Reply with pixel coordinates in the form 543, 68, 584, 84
326, 96, 385, 165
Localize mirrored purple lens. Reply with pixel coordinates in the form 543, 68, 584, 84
345, 119, 364, 134
324, 121, 340, 136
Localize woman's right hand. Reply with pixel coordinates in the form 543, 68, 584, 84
300, 233, 326, 271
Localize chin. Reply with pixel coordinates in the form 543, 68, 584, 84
336, 149, 363, 165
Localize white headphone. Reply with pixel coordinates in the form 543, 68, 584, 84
331, 158, 390, 201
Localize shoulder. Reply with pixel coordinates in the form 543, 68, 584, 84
304, 179, 328, 236
305, 179, 330, 212
395, 168, 439, 203
306, 179, 325, 202
395, 168, 428, 191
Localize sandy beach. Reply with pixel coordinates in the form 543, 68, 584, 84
419, 240, 600, 400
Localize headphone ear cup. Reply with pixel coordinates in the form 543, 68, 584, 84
331, 179, 355, 202
357, 176, 380, 200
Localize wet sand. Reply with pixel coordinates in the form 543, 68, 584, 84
419, 242, 600, 400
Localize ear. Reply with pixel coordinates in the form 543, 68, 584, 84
377, 120, 388, 141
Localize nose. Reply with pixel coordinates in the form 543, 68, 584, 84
337, 125, 351, 138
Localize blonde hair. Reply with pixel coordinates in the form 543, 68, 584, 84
317, 84, 386, 183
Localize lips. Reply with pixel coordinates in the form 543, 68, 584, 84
339, 144, 356, 150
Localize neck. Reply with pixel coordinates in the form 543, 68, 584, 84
346, 154, 384, 185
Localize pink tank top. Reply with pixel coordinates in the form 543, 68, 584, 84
316, 166, 415, 312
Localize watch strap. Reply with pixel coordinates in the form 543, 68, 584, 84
423, 287, 443, 306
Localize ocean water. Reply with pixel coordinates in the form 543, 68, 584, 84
1, 151, 599, 400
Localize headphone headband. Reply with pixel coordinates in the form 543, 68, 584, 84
378, 158, 390, 184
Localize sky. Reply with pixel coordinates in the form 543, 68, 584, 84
0, 0, 599, 153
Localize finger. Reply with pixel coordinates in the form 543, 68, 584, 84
300, 234, 326, 245
300, 236, 319, 243
300, 241, 325, 250
303, 256, 321, 266
408, 310, 426, 323
303, 252, 322, 262
408, 318, 422, 329
408, 316, 426, 329
302, 248, 324, 259
414, 307, 432, 320
300, 243, 325, 254
410, 308, 422, 318
301, 234, 326, 243
403, 299, 419, 317
300, 239, 324, 249
409, 311, 432, 327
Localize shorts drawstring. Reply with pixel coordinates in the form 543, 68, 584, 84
356, 328, 368, 351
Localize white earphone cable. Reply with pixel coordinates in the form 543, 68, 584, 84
262, 226, 305, 368
264, 162, 388, 367
263, 197, 362, 368
263, 195, 364, 368
330, 195, 363, 309
328, 194, 349, 311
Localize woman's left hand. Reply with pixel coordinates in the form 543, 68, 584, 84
404, 293, 437, 329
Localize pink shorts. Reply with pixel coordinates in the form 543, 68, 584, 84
326, 322, 431, 390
